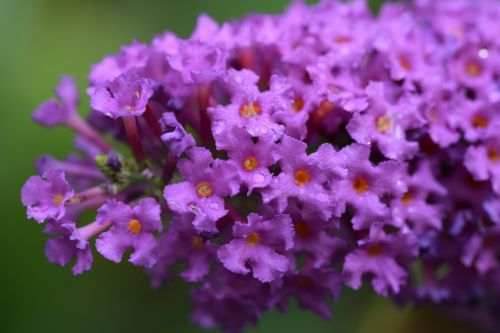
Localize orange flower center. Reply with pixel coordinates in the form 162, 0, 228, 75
472, 115, 488, 129
246, 232, 260, 246
294, 169, 311, 186
294, 221, 312, 238
399, 56, 412, 71
127, 219, 142, 235
367, 244, 382, 256
53, 194, 64, 205
196, 181, 213, 198
402, 190, 412, 205
376, 115, 392, 133
191, 236, 204, 250
334, 36, 352, 44
242, 156, 258, 171
240, 103, 261, 118
488, 149, 499, 162
315, 100, 335, 119
465, 61, 482, 77
353, 177, 369, 193
293, 98, 304, 112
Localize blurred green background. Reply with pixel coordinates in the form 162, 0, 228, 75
0, 0, 483, 332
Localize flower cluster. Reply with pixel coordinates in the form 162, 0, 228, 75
22, 0, 500, 332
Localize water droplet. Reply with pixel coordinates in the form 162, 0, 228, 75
209, 202, 219, 210
479, 48, 489, 59
168, 201, 181, 209
188, 204, 199, 214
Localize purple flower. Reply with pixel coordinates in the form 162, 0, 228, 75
346, 82, 424, 160
262, 136, 347, 221
95, 198, 163, 267
391, 161, 447, 233
32, 76, 79, 127
218, 213, 294, 282
163, 147, 240, 233
462, 227, 500, 275
160, 112, 195, 157
44, 219, 93, 275
208, 69, 286, 141
150, 214, 214, 286
283, 202, 344, 268
266, 75, 309, 140
90, 72, 154, 118
335, 143, 407, 229
448, 45, 495, 88
89, 40, 150, 87
464, 134, 500, 195
275, 268, 342, 319
448, 100, 500, 143
191, 268, 270, 333
420, 77, 461, 148
216, 126, 278, 195
307, 51, 369, 114
21, 169, 74, 223
166, 40, 228, 85
343, 225, 418, 296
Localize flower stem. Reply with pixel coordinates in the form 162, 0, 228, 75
122, 116, 145, 165
67, 114, 113, 153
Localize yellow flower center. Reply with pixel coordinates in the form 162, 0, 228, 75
353, 177, 369, 193
472, 115, 488, 129
376, 115, 392, 133
127, 219, 142, 235
191, 236, 204, 251
246, 232, 260, 246
196, 182, 213, 198
240, 103, 261, 118
294, 169, 311, 186
465, 61, 481, 77
294, 221, 312, 238
488, 149, 499, 162
53, 194, 64, 205
293, 98, 304, 112
367, 244, 382, 256
242, 156, 258, 171
402, 190, 412, 205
